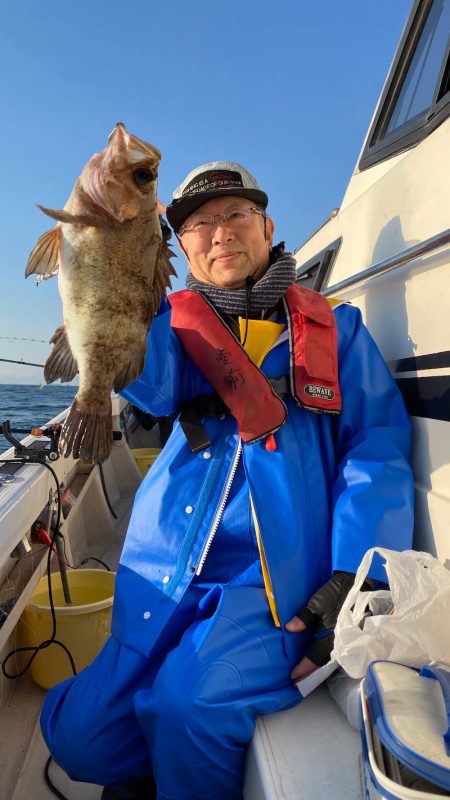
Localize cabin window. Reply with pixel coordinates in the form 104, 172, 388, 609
385, 2, 450, 134
360, 0, 450, 169
295, 238, 342, 292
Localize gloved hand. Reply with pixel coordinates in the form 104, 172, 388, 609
286, 571, 372, 681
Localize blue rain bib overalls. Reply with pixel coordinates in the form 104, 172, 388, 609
41, 293, 414, 799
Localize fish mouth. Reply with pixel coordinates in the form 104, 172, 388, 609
108, 122, 161, 164
108, 122, 126, 141
80, 124, 162, 223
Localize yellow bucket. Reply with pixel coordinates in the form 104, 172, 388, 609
21, 569, 115, 689
131, 447, 162, 477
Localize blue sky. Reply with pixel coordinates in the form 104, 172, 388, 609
0, 0, 411, 383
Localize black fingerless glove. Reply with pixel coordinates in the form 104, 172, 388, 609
297, 571, 369, 667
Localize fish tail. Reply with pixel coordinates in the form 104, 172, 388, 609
59, 397, 113, 462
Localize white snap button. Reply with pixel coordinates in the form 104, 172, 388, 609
203, 452, 211, 459
163, 575, 170, 584
143, 611, 151, 619
185, 505, 193, 514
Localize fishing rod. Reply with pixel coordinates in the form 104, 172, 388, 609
0, 357, 44, 367
0, 334, 48, 366
0, 336, 47, 343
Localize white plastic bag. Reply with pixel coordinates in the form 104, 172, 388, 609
332, 547, 450, 678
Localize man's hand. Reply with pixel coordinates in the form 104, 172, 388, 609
286, 572, 371, 682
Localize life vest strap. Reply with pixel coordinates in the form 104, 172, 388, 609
178, 379, 291, 453
179, 394, 227, 452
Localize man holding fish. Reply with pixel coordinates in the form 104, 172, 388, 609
40, 139, 414, 800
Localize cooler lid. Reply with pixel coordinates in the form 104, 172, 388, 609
365, 661, 450, 791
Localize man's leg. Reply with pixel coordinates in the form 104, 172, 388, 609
41, 584, 207, 789
134, 585, 300, 800
41, 635, 157, 787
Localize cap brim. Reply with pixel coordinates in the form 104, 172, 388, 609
166, 188, 268, 232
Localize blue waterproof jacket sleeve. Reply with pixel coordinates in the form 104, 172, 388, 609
331, 305, 413, 581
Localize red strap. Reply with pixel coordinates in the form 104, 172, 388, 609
285, 285, 342, 414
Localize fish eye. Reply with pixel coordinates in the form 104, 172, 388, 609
133, 169, 154, 186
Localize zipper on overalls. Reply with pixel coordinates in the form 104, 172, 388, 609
195, 332, 287, 577
195, 440, 242, 576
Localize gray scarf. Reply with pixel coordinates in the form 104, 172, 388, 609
185, 245, 297, 317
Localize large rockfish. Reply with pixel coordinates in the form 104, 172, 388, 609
25, 123, 175, 462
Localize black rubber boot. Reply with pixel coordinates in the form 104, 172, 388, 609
101, 776, 156, 799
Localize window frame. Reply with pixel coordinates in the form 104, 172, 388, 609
295, 237, 342, 293
359, 0, 450, 170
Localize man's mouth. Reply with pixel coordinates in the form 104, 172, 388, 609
214, 251, 241, 263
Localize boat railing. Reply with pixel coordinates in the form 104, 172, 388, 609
322, 226, 450, 297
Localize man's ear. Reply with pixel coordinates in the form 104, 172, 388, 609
265, 216, 275, 248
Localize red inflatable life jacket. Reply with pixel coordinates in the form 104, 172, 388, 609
169, 284, 341, 445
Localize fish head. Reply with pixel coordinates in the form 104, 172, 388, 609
80, 123, 162, 223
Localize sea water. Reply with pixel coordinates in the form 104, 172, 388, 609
0, 384, 77, 454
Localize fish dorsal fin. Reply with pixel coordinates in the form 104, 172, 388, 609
25, 227, 60, 283
153, 240, 177, 297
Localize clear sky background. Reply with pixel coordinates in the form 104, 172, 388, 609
0, 0, 411, 384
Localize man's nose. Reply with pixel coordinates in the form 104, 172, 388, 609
212, 217, 234, 244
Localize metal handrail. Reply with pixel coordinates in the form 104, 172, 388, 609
321, 227, 450, 297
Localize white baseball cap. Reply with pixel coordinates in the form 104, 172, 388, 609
166, 161, 268, 232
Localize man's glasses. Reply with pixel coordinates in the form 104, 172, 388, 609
178, 207, 265, 238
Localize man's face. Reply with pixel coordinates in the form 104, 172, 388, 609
178, 195, 274, 289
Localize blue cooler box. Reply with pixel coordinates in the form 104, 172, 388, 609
359, 661, 450, 799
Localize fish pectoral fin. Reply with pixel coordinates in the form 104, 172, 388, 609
44, 325, 78, 383
113, 345, 146, 392
37, 204, 108, 228
25, 227, 60, 283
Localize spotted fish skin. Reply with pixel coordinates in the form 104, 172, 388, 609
25, 124, 176, 462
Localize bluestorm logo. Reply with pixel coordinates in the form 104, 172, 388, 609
304, 384, 335, 400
